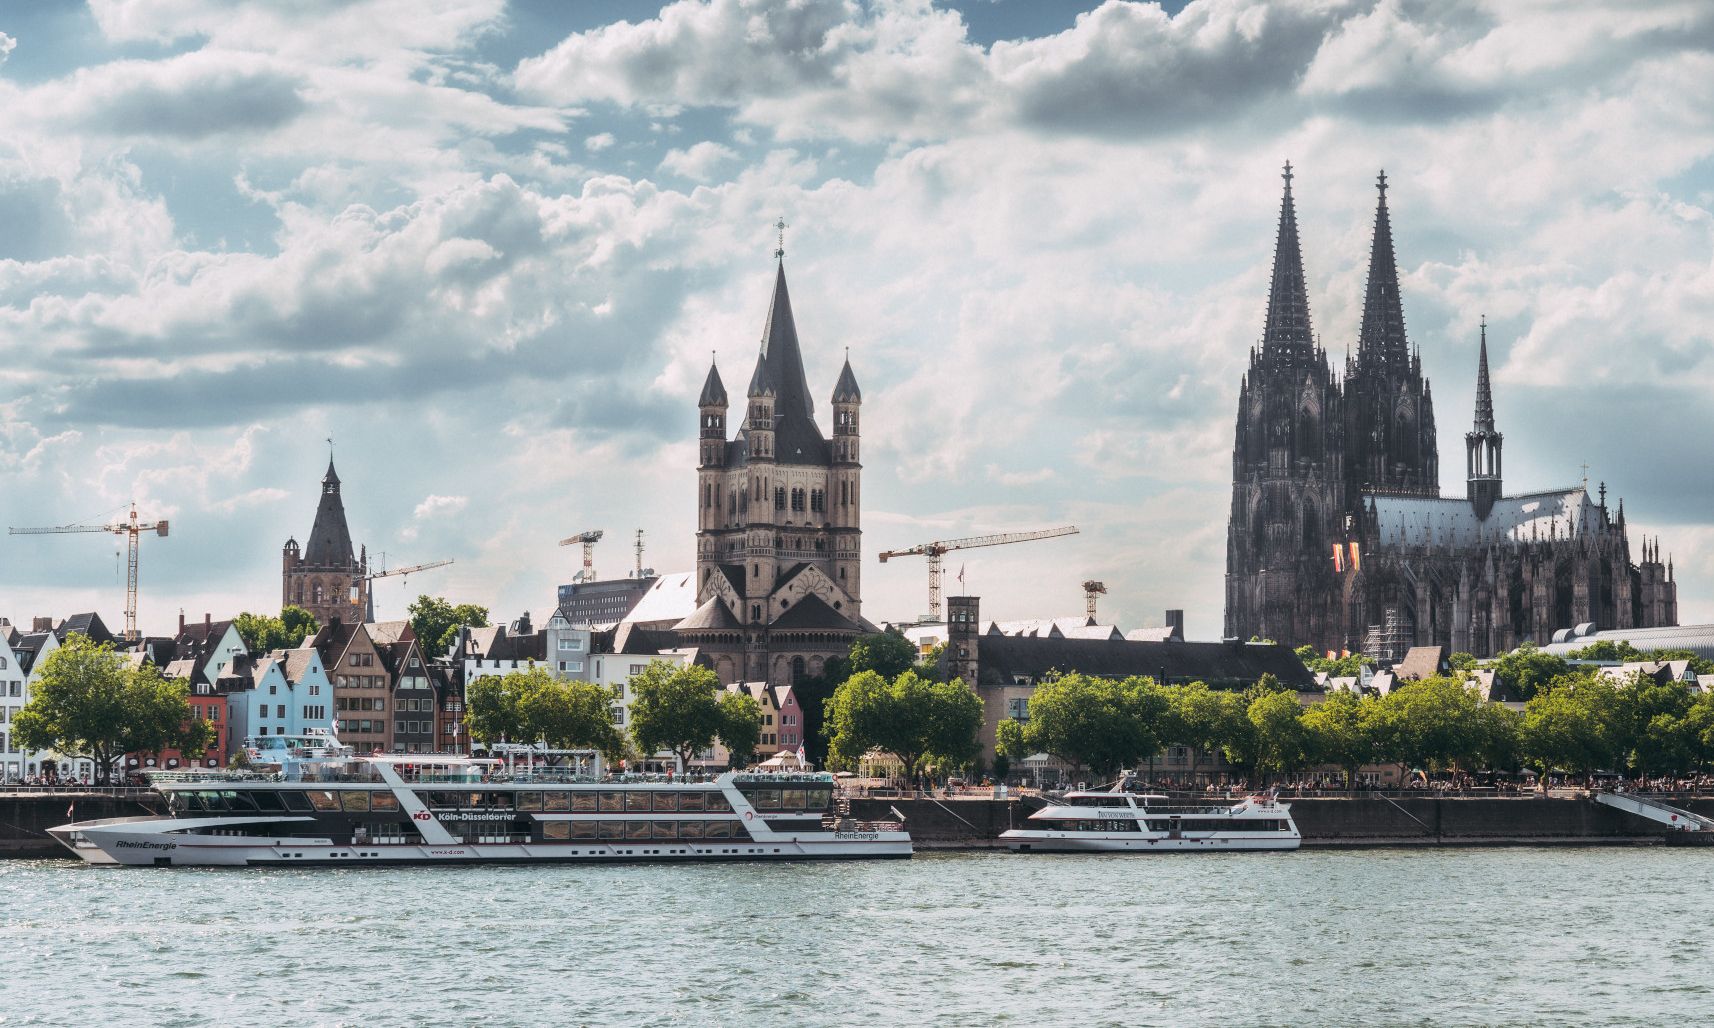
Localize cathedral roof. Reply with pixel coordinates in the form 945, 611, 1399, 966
674, 596, 743, 633
303, 458, 357, 567
1368, 487, 1602, 549
699, 360, 728, 406
769, 594, 859, 633
744, 263, 829, 464
1356, 171, 1411, 367
1260, 161, 1316, 361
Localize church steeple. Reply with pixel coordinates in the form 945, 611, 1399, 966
1465, 317, 1503, 520
1357, 171, 1410, 366
744, 259, 828, 464
1261, 161, 1315, 362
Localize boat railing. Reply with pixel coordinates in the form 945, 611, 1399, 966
732, 771, 834, 784
823, 817, 904, 833
148, 769, 389, 785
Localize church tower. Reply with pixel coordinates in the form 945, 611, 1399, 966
282, 458, 368, 626
678, 237, 865, 687
1343, 172, 1438, 502
1225, 163, 1346, 648
1465, 319, 1503, 520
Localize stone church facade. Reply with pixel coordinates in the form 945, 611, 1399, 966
677, 259, 869, 685
282, 460, 369, 627
1226, 167, 1676, 660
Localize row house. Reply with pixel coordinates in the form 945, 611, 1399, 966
311, 620, 394, 753
716, 683, 805, 766
219, 648, 335, 748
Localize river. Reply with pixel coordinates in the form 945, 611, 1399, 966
1, 848, 1709, 1026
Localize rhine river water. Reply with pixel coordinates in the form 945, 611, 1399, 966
2, 848, 1711, 1026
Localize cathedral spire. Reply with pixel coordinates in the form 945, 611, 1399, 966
1357, 170, 1410, 365
1473, 316, 1495, 433
1260, 161, 1315, 361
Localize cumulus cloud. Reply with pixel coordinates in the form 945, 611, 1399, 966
659, 141, 737, 181
54, 53, 309, 139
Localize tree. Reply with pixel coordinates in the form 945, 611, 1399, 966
465, 673, 529, 745
1370, 676, 1512, 773
1164, 681, 1244, 778
997, 673, 1167, 779
1302, 689, 1376, 788
1448, 651, 1479, 672
13, 634, 209, 781
518, 671, 623, 758
847, 630, 917, 681
1617, 674, 1700, 775
234, 606, 320, 654
628, 661, 725, 770
792, 654, 848, 769
825, 670, 983, 780
1519, 675, 1620, 775
1247, 689, 1311, 780
409, 595, 491, 659
716, 689, 763, 768
1493, 644, 1571, 702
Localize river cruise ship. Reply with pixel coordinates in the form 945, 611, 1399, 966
49, 738, 910, 867
1001, 786, 1299, 853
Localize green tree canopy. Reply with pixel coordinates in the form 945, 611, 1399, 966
847, 630, 918, 681
996, 673, 1168, 779
1518, 673, 1622, 774
409, 595, 491, 659
466, 667, 622, 759
1493, 644, 1571, 701
627, 661, 726, 769
13, 634, 211, 780
1163, 681, 1250, 777
1302, 689, 1377, 787
826, 670, 983, 777
1370, 676, 1511, 772
1247, 689, 1312, 779
716, 689, 763, 769
1294, 646, 1372, 678
234, 606, 320, 654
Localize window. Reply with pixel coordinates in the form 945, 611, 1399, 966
558, 638, 584, 652
1007, 698, 1029, 722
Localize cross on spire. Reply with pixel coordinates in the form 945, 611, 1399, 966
1282, 160, 1293, 192
1377, 169, 1388, 197
774, 217, 787, 261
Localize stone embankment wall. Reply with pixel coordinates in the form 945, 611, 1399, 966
0, 794, 157, 858
848, 796, 1026, 849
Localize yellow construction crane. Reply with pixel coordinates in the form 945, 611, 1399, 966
878, 525, 1079, 622
355, 556, 453, 621
559, 529, 604, 583
9, 503, 169, 643
1083, 580, 1107, 619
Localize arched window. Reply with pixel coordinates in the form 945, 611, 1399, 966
791, 657, 807, 685
312, 582, 324, 605
775, 487, 786, 510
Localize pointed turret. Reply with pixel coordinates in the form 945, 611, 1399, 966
304, 459, 355, 566
699, 359, 728, 407
1473, 321, 1495, 434
742, 261, 828, 464
1260, 161, 1315, 362
1356, 171, 1410, 366
831, 353, 861, 404
699, 355, 729, 469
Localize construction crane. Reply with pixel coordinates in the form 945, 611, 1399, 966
559, 529, 604, 583
9, 503, 169, 643
878, 525, 1079, 622
354, 556, 453, 621
1083, 580, 1107, 620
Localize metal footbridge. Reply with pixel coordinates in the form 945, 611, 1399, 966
1593, 792, 1714, 831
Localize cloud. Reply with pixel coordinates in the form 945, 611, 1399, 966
0, 32, 15, 66
659, 141, 737, 181
58, 53, 309, 139
585, 132, 616, 151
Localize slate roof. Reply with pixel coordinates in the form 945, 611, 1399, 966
614, 623, 683, 655
1368, 486, 1602, 549
769, 595, 860, 633
738, 263, 830, 466
303, 459, 357, 566
675, 597, 743, 633
56, 612, 115, 645
271, 647, 322, 684
622, 572, 698, 627
367, 620, 414, 645
13, 632, 52, 675
1394, 645, 1448, 681
972, 637, 1315, 690
699, 361, 728, 406
831, 357, 860, 403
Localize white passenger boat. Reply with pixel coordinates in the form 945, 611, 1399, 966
49, 736, 910, 867
1001, 784, 1300, 853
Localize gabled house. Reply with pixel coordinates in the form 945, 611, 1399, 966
311, 620, 392, 752
0, 627, 32, 780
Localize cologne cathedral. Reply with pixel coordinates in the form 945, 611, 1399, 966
1225, 166, 1676, 660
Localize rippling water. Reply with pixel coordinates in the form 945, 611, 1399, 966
2, 848, 1711, 1026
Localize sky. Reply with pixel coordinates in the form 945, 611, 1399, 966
1, 0, 1712, 640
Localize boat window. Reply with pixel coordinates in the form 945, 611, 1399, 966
653, 792, 678, 812
516, 792, 544, 812
597, 820, 624, 840
370, 791, 400, 812
306, 790, 341, 812
545, 792, 572, 812
805, 787, 833, 812
781, 789, 807, 810
198, 791, 229, 812
652, 822, 678, 840
679, 821, 704, 839
180, 792, 208, 812
625, 821, 652, 840
341, 791, 370, 813
569, 820, 597, 839
224, 791, 257, 813
251, 791, 286, 813
678, 792, 705, 812
596, 791, 623, 812
623, 792, 652, 812
748, 789, 781, 811
705, 820, 731, 839
423, 791, 460, 809
485, 793, 513, 810
542, 821, 571, 841
705, 793, 732, 813
280, 792, 314, 813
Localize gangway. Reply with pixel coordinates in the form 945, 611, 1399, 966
1593, 792, 1714, 831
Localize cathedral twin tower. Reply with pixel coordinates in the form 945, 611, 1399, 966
1226, 165, 1675, 659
